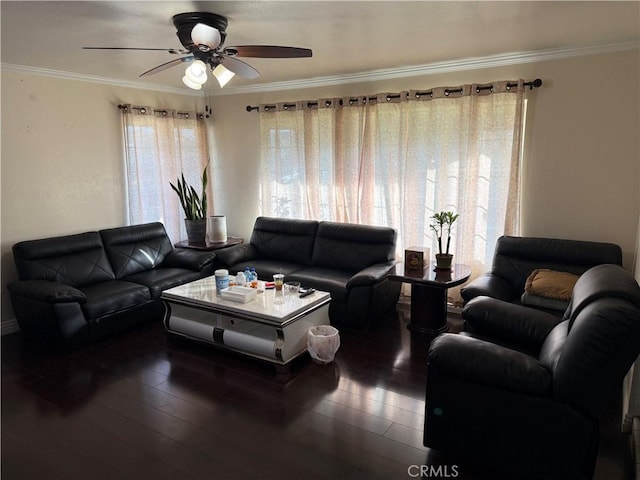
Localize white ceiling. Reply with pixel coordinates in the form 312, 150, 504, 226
2, 1, 639, 94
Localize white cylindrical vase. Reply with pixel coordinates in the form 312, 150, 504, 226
207, 215, 227, 243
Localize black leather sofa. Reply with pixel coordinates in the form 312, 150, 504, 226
215, 217, 401, 329
7, 222, 217, 349
424, 264, 640, 480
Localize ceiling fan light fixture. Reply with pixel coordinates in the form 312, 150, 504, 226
185, 60, 208, 84
191, 23, 221, 51
212, 63, 235, 88
182, 74, 203, 90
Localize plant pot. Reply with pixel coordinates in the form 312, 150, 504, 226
185, 218, 206, 245
435, 253, 453, 270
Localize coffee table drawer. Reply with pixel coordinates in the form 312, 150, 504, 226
163, 301, 330, 365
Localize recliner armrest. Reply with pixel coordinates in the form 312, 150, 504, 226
461, 273, 514, 303
162, 249, 216, 271
7, 280, 86, 303
215, 244, 259, 267
429, 333, 552, 396
463, 296, 561, 352
346, 261, 397, 288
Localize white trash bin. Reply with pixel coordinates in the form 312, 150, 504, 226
307, 325, 340, 364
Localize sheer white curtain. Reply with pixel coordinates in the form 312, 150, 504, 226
258, 81, 526, 303
121, 105, 210, 243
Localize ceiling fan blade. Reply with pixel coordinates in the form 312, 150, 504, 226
83, 47, 188, 55
226, 45, 312, 58
139, 56, 194, 77
220, 56, 260, 79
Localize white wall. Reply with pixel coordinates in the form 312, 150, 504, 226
2, 48, 639, 330
0, 74, 206, 328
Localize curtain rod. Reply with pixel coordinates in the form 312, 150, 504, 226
245, 78, 542, 112
118, 104, 205, 119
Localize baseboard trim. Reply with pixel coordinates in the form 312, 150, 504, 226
633, 417, 640, 480
1, 319, 21, 336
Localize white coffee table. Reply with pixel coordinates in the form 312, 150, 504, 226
161, 277, 331, 371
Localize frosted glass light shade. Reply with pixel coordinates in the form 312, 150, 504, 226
212, 64, 235, 88
182, 75, 202, 90
192, 23, 221, 51
185, 60, 208, 84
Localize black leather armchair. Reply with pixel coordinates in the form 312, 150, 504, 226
423, 264, 640, 479
461, 235, 623, 307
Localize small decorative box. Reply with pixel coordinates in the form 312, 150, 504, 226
220, 286, 258, 303
404, 246, 430, 274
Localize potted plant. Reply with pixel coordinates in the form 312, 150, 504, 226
170, 162, 209, 244
430, 211, 459, 270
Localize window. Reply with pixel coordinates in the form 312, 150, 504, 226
258, 82, 526, 299
121, 106, 210, 242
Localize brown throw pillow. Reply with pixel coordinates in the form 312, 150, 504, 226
524, 269, 580, 301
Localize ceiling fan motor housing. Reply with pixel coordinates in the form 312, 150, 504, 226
173, 12, 228, 52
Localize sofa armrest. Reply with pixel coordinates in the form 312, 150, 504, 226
7, 280, 86, 303
214, 244, 259, 267
461, 273, 514, 303
162, 249, 216, 271
429, 333, 552, 396
463, 296, 561, 352
346, 261, 397, 288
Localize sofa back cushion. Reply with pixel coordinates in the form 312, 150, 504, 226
312, 222, 397, 272
100, 222, 174, 278
492, 236, 622, 296
12, 232, 115, 287
249, 217, 318, 265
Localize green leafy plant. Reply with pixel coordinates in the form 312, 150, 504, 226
430, 211, 459, 255
170, 162, 209, 220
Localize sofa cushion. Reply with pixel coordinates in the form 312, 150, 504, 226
228, 259, 303, 280
12, 232, 115, 287
249, 217, 318, 265
521, 292, 569, 312
79, 280, 151, 318
287, 267, 351, 303
101, 223, 174, 278
312, 222, 396, 272
124, 268, 202, 299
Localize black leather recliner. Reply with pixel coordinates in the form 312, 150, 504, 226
461, 235, 623, 307
7, 222, 217, 349
423, 264, 640, 480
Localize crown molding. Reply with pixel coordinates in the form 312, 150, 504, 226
215, 40, 639, 95
0, 63, 200, 96
2, 40, 637, 97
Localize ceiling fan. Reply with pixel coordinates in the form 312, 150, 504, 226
83, 12, 312, 89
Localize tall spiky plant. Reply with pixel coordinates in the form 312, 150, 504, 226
170, 162, 209, 220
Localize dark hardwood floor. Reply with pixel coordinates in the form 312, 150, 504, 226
2, 306, 631, 480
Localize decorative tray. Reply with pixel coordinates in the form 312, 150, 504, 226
220, 286, 257, 303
